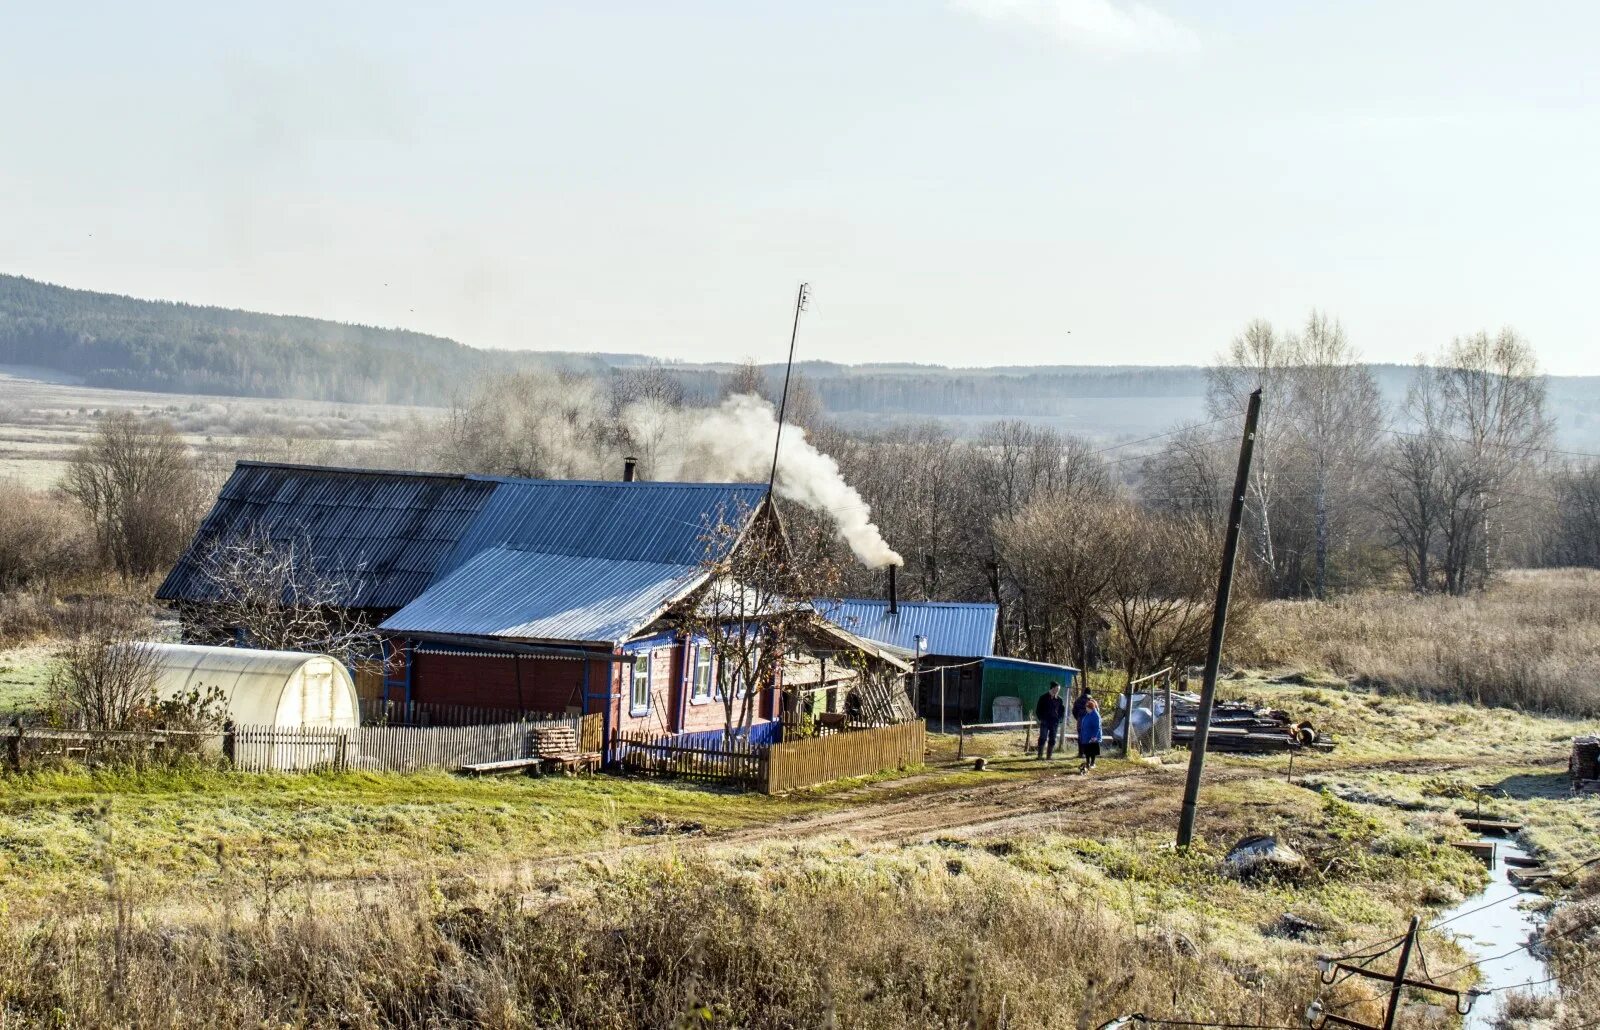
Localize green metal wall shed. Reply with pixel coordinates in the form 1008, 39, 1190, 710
979, 656, 1079, 723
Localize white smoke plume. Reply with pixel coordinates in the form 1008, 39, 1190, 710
625, 393, 903, 569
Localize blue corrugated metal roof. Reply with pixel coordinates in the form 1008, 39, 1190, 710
158, 461, 768, 615
440, 478, 768, 575
813, 599, 998, 659
379, 547, 706, 645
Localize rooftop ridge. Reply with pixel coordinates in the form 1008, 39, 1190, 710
233, 459, 768, 492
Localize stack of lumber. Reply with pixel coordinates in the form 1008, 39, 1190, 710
1571, 736, 1599, 788
1170, 698, 1335, 754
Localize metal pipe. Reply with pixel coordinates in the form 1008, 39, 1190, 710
887, 564, 898, 615
623, 456, 638, 482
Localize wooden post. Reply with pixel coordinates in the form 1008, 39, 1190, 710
6, 720, 21, 773
1380, 917, 1421, 1030
939, 666, 947, 736
1124, 673, 1135, 757
1177, 388, 1261, 849
1161, 671, 1173, 750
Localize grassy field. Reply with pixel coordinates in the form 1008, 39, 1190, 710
1237, 568, 1600, 716
0, 366, 428, 488
0, 645, 51, 711
0, 676, 1593, 1027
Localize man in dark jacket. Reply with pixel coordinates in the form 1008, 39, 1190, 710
1035, 682, 1066, 759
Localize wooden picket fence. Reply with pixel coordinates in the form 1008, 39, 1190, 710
763, 720, 926, 794
579, 712, 604, 755
612, 721, 927, 793
612, 730, 768, 787
227, 726, 352, 772
355, 719, 573, 772
225, 715, 581, 773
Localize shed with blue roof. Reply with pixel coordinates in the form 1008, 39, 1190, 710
814, 596, 1075, 724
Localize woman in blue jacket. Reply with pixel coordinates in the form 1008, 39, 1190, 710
1077, 698, 1102, 774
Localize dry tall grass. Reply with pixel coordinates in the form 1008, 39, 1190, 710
0, 845, 1389, 1030
1236, 569, 1600, 716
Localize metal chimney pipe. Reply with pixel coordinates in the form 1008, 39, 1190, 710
623, 456, 638, 482
887, 564, 898, 615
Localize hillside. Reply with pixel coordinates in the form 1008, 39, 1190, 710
0, 274, 628, 404
5, 274, 1600, 446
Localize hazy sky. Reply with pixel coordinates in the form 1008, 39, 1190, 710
4, 2, 1598, 372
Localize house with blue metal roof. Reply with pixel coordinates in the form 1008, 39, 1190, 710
814, 595, 1076, 724
159, 460, 909, 749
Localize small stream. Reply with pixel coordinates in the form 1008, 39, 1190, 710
1438, 837, 1552, 1029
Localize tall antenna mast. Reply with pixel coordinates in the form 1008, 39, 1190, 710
766, 282, 809, 496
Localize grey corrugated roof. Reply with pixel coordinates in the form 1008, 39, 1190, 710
156, 463, 497, 610
158, 461, 766, 616
813, 599, 998, 659
379, 547, 706, 645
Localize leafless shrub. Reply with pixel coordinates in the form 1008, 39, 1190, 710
187, 530, 377, 664
45, 603, 161, 730
0, 479, 90, 591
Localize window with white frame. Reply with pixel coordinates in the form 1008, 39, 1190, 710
691, 647, 713, 701
629, 652, 651, 712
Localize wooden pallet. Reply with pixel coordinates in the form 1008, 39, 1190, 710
530, 725, 600, 775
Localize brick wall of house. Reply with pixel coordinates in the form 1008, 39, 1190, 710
412, 650, 602, 714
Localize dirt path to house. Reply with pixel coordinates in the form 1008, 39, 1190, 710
539, 752, 1488, 871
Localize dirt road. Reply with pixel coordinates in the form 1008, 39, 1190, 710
542, 752, 1488, 871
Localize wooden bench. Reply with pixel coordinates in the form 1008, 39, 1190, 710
459, 757, 543, 777
530, 725, 601, 775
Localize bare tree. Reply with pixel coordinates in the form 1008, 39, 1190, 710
612, 364, 688, 411
186, 531, 378, 664
1382, 330, 1551, 594
63, 412, 206, 580
46, 602, 161, 730
1377, 429, 1445, 593
680, 506, 843, 741
1102, 507, 1229, 687
1290, 312, 1384, 598
971, 421, 1112, 655
1429, 328, 1551, 587
721, 361, 766, 400
1141, 425, 1228, 524
1554, 460, 1600, 567
1208, 320, 1301, 596
1207, 313, 1386, 598
995, 492, 1125, 668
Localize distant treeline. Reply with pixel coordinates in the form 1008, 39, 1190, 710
0, 275, 620, 405
5, 275, 1600, 439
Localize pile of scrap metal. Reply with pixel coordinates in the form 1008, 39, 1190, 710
1170, 694, 1335, 754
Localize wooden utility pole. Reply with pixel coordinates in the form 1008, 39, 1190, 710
1380, 917, 1420, 1030
1177, 388, 1262, 849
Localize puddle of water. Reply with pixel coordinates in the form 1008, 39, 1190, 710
1437, 838, 1552, 1029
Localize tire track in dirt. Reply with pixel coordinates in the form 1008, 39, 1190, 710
545, 753, 1487, 870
